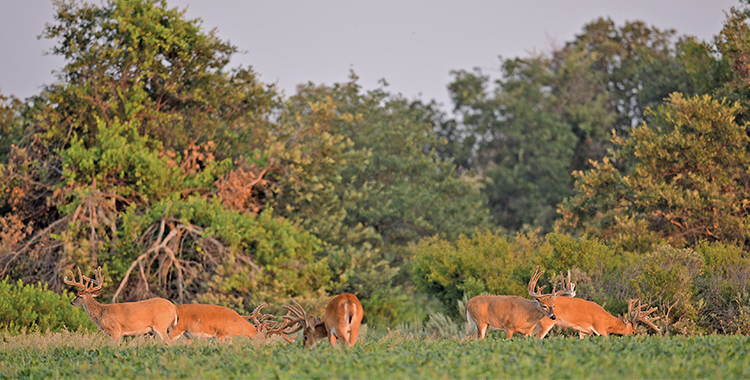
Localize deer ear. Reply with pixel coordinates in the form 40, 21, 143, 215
91, 289, 102, 297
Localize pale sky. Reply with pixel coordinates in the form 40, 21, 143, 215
0, 0, 740, 109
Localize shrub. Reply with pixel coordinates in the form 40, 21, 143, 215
0, 278, 95, 334
410, 230, 553, 316
634, 245, 705, 334
694, 241, 750, 334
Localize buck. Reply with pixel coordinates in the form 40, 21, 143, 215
534, 297, 661, 338
269, 293, 364, 348
465, 267, 575, 339
169, 303, 277, 343
64, 266, 178, 343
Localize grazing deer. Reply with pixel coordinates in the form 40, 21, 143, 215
465, 267, 575, 339
269, 293, 364, 348
169, 303, 276, 343
534, 298, 661, 338
63, 266, 178, 343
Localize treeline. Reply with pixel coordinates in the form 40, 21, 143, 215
0, 0, 749, 334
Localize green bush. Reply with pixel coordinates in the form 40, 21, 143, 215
0, 278, 95, 334
694, 241, 750, 334
410, 230, 553, 316
360, 287, 440, 329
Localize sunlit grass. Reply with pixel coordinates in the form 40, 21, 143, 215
2, 328, 750, 379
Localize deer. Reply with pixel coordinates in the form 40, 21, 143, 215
534, 297, 661, 338
63, 266, 178, 343
465, 266, 576, 339
169, 303, 277, 343
268, 293, 364, 348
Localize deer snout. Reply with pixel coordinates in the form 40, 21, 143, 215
549, 313, 557, 320
70, 296, 84, 307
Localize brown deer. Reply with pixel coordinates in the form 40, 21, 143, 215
169, 303, 277, 343
534, 298, 661, 338
465, 267, 575, 339
269, 293, 364, 348
63, 266, 178, 343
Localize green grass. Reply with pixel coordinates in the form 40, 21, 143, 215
1, 330, 749, 379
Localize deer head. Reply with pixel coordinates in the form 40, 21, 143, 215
63, 267, 104, 306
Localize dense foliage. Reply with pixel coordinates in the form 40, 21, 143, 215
412, 232, 750, 334
1, 0, 750, 333
558, 93, 750, 252
0, 0, 488, 323
0, 278, 95, 333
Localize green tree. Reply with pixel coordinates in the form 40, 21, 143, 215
0, 92, 23, 166
558, 93, 750, 252
0, 0, 325, 309
447, 58, 578, 231
274, 77, 492, 297
441, 19, 708, 233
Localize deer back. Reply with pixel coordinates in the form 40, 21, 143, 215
171, 304, 259, 341
100, 298, 178, 333
536, 296, 626, 337
536, 297, 660, 337
466, 295, 547, 332
324, 293, 363, 330
322, 293, 364, 347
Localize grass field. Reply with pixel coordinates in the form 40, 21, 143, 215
2, 329, 749, 379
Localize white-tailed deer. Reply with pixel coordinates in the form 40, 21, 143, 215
169, 303, 276, 343
63, 266, 178, 343
534, 297, 661, 338
269, 293, 364, 348
465, 266, 575, 339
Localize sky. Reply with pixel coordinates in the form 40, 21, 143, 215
0, 0, 741, 110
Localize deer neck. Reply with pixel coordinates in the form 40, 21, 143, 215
81, 295, 107, 326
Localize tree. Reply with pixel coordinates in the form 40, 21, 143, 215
0, 92, 23, 165
0, 0, 327, 310
274, 77, 493, 297
440, 18, 714, 233
557, 93, 750, 252
447, 58, 578, 231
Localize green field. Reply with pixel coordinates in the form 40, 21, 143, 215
2, 330, 749, 379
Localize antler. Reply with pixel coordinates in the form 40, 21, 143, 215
628, 299, 661, 331
528, 266, 551, 298
63, 266, 104, 293
243, 304, 278, 333
554, 270, 576, 297
265, 300, 308, 342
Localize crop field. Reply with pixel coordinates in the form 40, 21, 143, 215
1, 329, 749, 379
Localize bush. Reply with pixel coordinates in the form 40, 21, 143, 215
410, 230, 553, 316
0, 278, 95, 334
694, 241, 750, 334
634, 245, 705, 334
360, 287, 440, 329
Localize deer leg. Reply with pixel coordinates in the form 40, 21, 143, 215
348, 324, 360, 347
477, 323, 490, 339
169, 328, 185, 342
536, 325, 553, 339
328, 333, 338, 348
103, 326, 122, 343
153, 327, 172, 344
